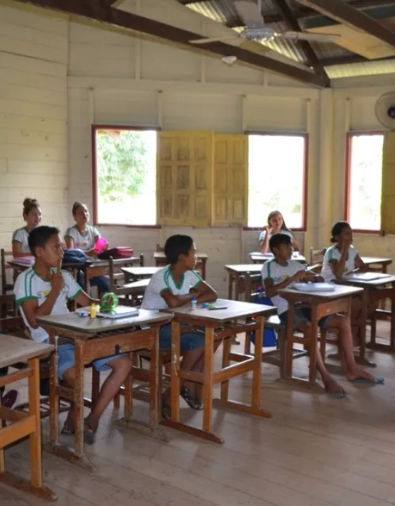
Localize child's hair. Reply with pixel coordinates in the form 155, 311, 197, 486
269, 233, 292, 253
72, 201, 87, 215
28, 226, 60, 256
267, 210, 290, 232
330, 221, 351, 243
164, 235, 194, 265
23, 198, 40, 218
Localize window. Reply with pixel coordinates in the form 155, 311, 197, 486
346, 133, 384, 232
248, 134, 307, 229
92, 126, 157, 226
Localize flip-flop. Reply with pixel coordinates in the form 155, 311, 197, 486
162, 396, 171, 420
1, 390, 18, 409
325, 388, 347, 399
84, 419, 96, 445
351, 376, 384, 385
61, 423, 75, 435
180, 386, 203, 410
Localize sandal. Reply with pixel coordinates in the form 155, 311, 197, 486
84, 419, 96, 445
180, 386, 203, 410
162, 395, 171, 420
61, 422, 75, 435
1, 390, 18, 409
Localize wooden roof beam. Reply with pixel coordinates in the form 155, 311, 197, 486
10, 0, 325, 87
294, 0, 395, 49
274, 0, 329, 87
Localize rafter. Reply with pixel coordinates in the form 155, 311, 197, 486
274, 0, 329, 86
10, 0, 325, 87
294, 0, 395, 49
226, 0, 394, 28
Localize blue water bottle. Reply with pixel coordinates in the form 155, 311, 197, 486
191, 297, 197, 310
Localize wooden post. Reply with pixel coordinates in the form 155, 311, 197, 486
170, 322, 181, 423
28, 357, 42, 488
74, 341, 85, 458
203, 327, 214, 433
308, 305, 318, 384
251, 316, 264, 409
149, 328, 160, 428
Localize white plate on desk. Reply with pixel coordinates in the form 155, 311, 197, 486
293, 282, 335, 292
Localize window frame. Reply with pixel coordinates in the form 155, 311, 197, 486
344, 131, 384, 235
243, 131, 309, 232
91, 124, 161, 229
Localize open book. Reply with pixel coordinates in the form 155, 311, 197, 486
344, 272, 392, 282
97, 306, 139, 319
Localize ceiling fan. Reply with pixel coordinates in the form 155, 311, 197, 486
190, 0, 341, 45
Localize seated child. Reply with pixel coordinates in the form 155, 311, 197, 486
14, 226, 132, 444
262, 233, 383, 398
141, 234, 217, 417
12, 197, 42, 257
65, 202, 109, 295
259, 210, 300, 254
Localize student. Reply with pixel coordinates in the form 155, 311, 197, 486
12, 198, 42, 257
65, 202, 109, 294
141, 234, 218, 417
14, 226, 133, 444
259, 210, 300, 254
262, 233, 383, 398
321, 221, 366, 282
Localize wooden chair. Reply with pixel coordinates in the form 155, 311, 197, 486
156, 243, 164, 252
1, 249, 14, 295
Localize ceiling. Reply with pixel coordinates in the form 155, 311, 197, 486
176, 0, 395, 80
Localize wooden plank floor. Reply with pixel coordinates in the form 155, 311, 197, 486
2, 322, 395, 506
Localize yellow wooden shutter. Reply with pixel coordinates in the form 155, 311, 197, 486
157, 131, 213, 227
381, 131, 395, 234
213, 134, 248, 226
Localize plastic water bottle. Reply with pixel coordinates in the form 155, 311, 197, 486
191, 297, 197, 310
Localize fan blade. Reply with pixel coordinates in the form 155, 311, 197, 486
189, 36, 240, 44
234, 1, 264, 27
280, 31, 341, 42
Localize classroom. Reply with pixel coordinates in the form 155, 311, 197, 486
2, 0, 395, 505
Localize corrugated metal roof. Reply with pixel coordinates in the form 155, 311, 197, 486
326, 58, 395, 79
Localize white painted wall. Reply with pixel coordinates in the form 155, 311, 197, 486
2, 1, 395, 296
0, 4, 69, 253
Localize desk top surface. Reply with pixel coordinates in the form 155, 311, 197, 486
225, 264, 263, 274
122, 266, 162, 277
279, 284, 362, 300
166, 298, 276, 323
361, 257, 393, 265
0, 335, 53, 368
335, 273, 395, 288
154, 252, 208, 260
249, 252, 306, 263
36, 308, 172, 335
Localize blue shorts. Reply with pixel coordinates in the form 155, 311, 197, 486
44, 340, 126, 380
160, 324, 205, 352
279, 308, 334, 331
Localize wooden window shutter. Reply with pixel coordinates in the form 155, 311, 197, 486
213, 134, 248, 226
381, 131, 395, 234
157, 131, 213, 227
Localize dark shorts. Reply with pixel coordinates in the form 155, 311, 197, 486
160, 324, 205, 352
279, 308, 334, 331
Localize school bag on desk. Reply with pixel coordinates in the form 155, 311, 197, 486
251, 286, 277, 347
98, 247, 133, 260
62, 249, 88, 266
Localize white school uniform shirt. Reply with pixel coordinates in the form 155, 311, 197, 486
258, 229, 294, 243
321, 245, 359, 283
12, 227, 31, 253
64, 225, 100, 251
141, 266, 203, 311
261, 258, 305, 315
14, 267, 82, 342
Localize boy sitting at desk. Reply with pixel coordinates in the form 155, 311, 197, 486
142, 234, 217, 417
262, 233, 382, 398
14, 226, 133, 444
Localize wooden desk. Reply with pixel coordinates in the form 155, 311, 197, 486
0, 336, 56, 501
361, 257, 392, 273
278, 285, 362, 389
225, 264, 263, 301
122, 266, 162, 282
250, 252, 307, 265
153, 252, 208, 280
36, 309, 172, 471
335, 274, 395, 355
161, 299, 276, 444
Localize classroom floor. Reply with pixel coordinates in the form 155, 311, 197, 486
3, 321, 395, 506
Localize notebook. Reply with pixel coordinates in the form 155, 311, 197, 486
345, 272, 392, 282
97, 306, 139, 319
293, 283, 335, 292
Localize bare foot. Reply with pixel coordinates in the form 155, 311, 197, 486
323, 377, 346, 398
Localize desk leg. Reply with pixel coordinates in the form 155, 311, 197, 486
245, 273, 251, 303
49, 336, 59, 447
74, 342, 85, 459
28, 357, 42, 488
251, 316, 264, 410
203, 327, 214, 433
359, 290, 368, 359
227, 273, 233, 300
220, 337, 231, 402
235, 275, 241, 301
201, 259, 207, 280
149, 329, 160, 429
285, 303, 295, 380
170, 321, 181, 423
391, 283, 395, 349
308, 307, 318, 385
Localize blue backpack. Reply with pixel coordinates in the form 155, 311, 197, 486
251, 286, 278, 347
62, 249, 88, 267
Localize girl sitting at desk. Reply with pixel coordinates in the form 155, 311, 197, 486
65, 202, 109, 294
12, 198, 42, 257
259, 210, 300, 254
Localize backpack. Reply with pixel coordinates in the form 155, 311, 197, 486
98, 247, 133, 260
251, 286, 278, 348
62, 249, 88, 266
